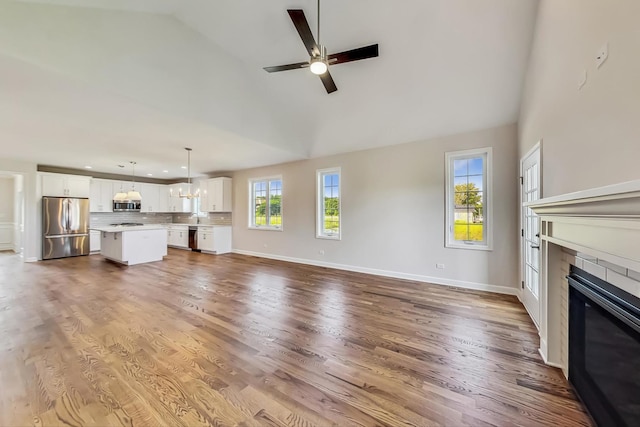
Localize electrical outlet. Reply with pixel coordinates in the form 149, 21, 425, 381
319, 249, 325, 255
436, 263, 445, 269
263, 243, 268, 248
596, 43, 608, 68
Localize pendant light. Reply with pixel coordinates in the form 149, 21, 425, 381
126, 161, 142, 201
179, 148, 199, 199
113, 164, 128, 201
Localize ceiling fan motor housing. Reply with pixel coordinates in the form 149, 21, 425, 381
310, 45, 328, 75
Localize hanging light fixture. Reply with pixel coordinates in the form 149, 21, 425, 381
113, 164, 128, 201
179, 148, 199, 199
309, 0, 328, 75
126, 161, 142, 201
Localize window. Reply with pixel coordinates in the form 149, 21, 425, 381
249, 177, 282, 230
445, 147, 492, 250
316, 168, 341, 239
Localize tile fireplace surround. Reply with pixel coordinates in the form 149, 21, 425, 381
526, 179, 640, 376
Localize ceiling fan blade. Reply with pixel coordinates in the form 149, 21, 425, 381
328, 44, 379, 65
287, 9, 319, 57
263, 62, 310, 73
319, 71, 338, 94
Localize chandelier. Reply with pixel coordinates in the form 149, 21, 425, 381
179, 148, 199, 199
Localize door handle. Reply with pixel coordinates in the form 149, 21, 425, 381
531, 244, 540, 249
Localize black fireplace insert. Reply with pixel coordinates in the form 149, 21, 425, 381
568, 265, 640, 426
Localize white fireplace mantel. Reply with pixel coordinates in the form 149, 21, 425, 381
525, 179, 640, 373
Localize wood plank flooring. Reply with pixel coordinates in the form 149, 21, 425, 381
0, 249, 592, 426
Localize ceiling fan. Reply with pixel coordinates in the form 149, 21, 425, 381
263, 0, 379, 94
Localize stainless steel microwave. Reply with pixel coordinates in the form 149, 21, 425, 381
113, 200, 141, 212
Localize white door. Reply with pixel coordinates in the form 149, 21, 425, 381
521, 143, 541, 327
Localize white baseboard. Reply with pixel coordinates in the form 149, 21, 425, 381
0, 244, 12, 251
232, 249, 519, 296
25, 257, 38, 262
538, 337, 565, 372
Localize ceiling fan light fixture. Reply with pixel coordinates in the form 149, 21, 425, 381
309, 57, 328, 75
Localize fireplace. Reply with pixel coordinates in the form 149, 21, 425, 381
568, 265, 640, 426
524, 179, 640, 425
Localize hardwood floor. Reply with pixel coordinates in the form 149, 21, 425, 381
0, 249, 591, 426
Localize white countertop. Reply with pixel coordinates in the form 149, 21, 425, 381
91, 225, 168, 233
165, 223, 230, 228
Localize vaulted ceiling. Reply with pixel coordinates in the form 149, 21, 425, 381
0, 0, 539, 178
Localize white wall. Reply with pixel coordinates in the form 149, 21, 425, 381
232, 124, 520, 294
0, 177, 13, 222
0, 176, 13, 251
519, 0, 640, 197
13, 174, 24, 253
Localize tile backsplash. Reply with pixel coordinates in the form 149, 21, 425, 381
171, 212, 232, 226
90, 212, 172, 226
90, 212, 232, 226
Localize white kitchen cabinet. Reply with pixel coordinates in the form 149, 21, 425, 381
205, 177, 232, 212
89, 179, 114, 212
197, 227, 215, 252
167, 225, 189, 248
41, 173, 91, 198
140, 183, 161, 213
89, 230, 101, 252
197, 226, 231, 254
157, 186, 170, 212
196, 179, 209, 213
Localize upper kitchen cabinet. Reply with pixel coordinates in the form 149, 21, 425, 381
205, 177, 232, 212
41, 173, 91, 198
140, 183, 161, 213
89, 179, 114, 212
196, 179, 209, 213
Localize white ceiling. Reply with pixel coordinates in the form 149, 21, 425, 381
0, 0, 539, 179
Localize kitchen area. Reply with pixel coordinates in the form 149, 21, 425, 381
40, 167, 233, 265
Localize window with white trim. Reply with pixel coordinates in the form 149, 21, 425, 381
316, 168, 341, 239
249, 177, 282, 230
445, 147, 492, 250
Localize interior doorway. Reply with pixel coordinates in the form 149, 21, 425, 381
0, 172, 26, 257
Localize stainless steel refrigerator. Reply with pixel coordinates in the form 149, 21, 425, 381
42, 197, 90, 260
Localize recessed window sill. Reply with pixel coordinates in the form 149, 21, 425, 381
446, 242, 492, 251
316, 234, 341, 241
249, 226, 283, 232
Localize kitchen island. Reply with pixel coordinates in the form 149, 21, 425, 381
91, 225, 167, 266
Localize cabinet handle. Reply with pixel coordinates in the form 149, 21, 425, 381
203, 234, 206, 240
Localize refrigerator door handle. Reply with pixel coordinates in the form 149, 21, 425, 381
66, 199, 71, 233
